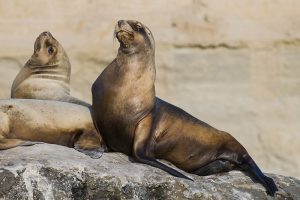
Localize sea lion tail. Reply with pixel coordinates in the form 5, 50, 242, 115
240, 154, 278, 196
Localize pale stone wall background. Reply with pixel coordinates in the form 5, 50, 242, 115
0, 0, 299, 178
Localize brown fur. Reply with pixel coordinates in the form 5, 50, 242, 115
11, 31, 90, 107
0, 99, 105, 158
92, 20, 278, 195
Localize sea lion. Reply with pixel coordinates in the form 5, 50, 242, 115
0, 99, 104, 158
92, 20, 278, 196
11, 31, 90, 107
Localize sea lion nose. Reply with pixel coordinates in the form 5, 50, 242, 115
42, 31, 52, 37
118, 20, 125, 27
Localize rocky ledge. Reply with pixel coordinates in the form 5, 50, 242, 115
0, 144, 299, 200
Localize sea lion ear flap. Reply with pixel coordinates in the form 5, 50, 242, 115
144, 26, 155, 48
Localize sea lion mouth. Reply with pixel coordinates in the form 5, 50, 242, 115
115, 20, 134, 48
116, 30, 134, 48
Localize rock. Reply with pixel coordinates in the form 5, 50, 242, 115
0, 144, 299, 200
0, 0, 300, 179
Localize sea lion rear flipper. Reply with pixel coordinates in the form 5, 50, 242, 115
239, 154, 278, 196
0, 138, 43, 150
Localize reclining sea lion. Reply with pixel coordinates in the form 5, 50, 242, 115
0, 99, 104, 158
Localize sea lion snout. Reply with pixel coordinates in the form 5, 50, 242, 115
34, 31, 55, 53
117, 20, 125, 27
38, 31, 54, 44
117, 20, 132, 29
41, 31, 53, 38
115, 20, 134, 35
116, 20, 142, 32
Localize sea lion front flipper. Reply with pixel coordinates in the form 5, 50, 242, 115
134, 154, 193, 181
133, 115, 193, 181
74, 144, 104, 159
74, 130, 105, 159
0, 138, 43, 150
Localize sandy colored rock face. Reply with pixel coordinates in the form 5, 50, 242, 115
0, 0, 299, 178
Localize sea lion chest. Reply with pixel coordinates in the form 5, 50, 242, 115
13, 78, 69, 99
92, 60, 154, 154
12, 65, 70, 99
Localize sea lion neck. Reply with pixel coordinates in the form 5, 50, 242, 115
19, 54, 71, 85
117, 48, 155, 71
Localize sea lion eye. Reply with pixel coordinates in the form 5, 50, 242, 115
48, 46, 54, 54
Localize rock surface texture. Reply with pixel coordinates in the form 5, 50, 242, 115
0, 0, 299, 179
0, 144, 299, 200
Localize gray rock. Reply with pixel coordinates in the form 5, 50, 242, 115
1, 0, 300, 179
0, 144, 299, 200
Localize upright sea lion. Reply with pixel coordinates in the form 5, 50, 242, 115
0, 99, 104, 158
11, 31, 90, 107
92, 20, 278, 196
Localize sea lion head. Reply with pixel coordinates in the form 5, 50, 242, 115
115, 20, 155, 54
27, 31, 70, 67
